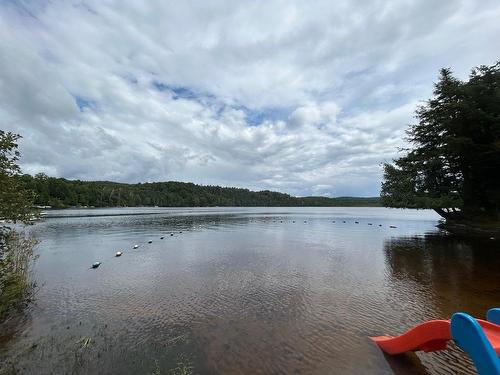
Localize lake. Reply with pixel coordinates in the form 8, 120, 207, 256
1, 207, 499, 374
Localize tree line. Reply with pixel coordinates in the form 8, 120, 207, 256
20, 174, 380, 209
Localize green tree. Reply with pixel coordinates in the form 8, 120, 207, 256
381, 63, 500, 221
1, 130, 37, 323
0, 131, 35, 223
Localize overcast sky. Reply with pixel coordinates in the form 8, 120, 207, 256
1, 0, 499, 196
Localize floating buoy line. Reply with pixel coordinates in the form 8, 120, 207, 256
91, 232, 182, 269
331, 220, 399, 228
89, 220, 401, 270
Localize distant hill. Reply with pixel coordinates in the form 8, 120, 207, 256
21, 174, 381, 209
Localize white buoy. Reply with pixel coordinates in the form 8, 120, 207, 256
133, 244, 139, 249
115, 251, 122, 257
92, 261, 101, 269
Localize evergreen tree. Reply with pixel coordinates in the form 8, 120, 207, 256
381, 62, 500, 221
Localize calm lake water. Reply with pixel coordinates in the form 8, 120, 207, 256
1, 207, 499, 374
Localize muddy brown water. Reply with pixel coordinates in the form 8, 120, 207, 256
0, 207, 498, 374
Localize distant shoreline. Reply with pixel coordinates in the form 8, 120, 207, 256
36, 206, 429, 221
24, 174, 381, 209
37, 202, 383, 210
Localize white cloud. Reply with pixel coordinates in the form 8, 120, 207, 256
1, 0, 499, 196
288, 101, 340, 129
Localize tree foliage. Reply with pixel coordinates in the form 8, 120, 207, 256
0, 131, 35, 223
20, 174, 381, 208
0, 131, 38, 324
381, 63, 500, 220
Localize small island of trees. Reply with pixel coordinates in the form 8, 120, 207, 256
381, 62, 500, 237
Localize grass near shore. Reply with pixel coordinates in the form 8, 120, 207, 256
0, 230, 37, 324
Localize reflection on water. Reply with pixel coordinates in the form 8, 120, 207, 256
383, 235, 500, 374
0, 207, 498, 374
384, 235, 500, 316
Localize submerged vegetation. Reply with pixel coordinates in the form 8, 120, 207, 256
381, 62, 500, 236
21, 174, 381, 208
1, 319, 196, 374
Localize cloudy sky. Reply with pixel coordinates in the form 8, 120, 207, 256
1, 0, 499, 196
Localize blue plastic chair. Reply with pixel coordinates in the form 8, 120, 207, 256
451, 312, 500, 375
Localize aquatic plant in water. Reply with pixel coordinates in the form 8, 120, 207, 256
0, 230, 38, 324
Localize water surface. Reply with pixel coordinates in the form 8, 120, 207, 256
1, 207, 499, 374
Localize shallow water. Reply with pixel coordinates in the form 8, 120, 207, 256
1, 207, 499, 374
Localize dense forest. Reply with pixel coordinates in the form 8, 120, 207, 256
20, 174, 380, 208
